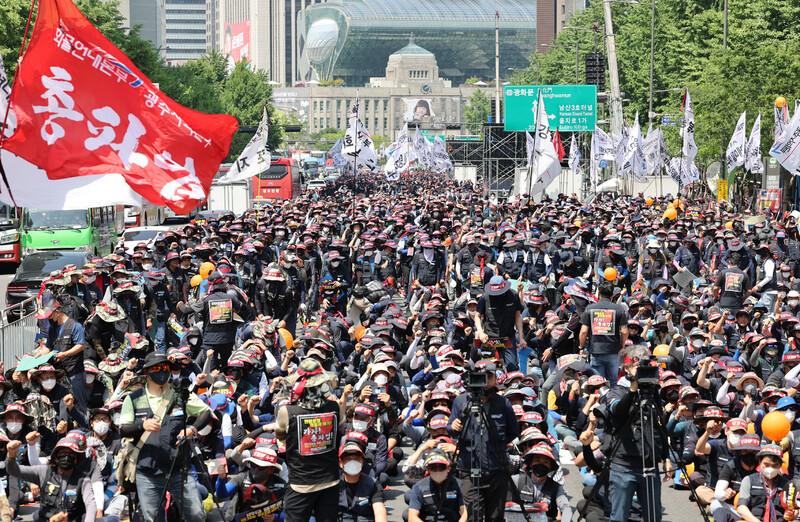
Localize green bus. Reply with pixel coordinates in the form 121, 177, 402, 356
21, 206, 124, 257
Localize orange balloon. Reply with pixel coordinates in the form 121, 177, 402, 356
663, 208, 678, 220
278, 327, 294, 348
777, 96, 787, 108
734, 492, 740, 507
725, 221, 734, 230
784, 451, 790, 471
762, 410, 792, 442
603, 267, 618, 281
354, 326, 366, 341
646, 197, 654, 206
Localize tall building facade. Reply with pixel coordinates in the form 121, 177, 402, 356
108, 0, 164, 52
163, 0, 208, 64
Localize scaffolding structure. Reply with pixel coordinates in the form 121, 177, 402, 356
481, 123, 527, 195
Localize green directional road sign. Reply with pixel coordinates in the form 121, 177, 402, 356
419, 129, 445, 142
503, 85, 597, 132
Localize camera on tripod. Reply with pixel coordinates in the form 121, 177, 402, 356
636, 355, 669, 385
465, 370, 488, 391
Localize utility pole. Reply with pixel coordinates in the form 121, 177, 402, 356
602, 0, 623, 185
723, 0, 728, 50
495, 11, 502, 123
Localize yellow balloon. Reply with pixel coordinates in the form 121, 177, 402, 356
747, 422, 756, 434
199, 262, 216, 279
725, 221, 734, 230
777, 96, 787, 108
646, 197, 654, 206
190, 274, 203, 288
653, 344, 670, 357
663, 208, 678, 220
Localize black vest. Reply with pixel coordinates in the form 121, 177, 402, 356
500, 251, 525, 279
51, 318, 83, 376
513, 473, 559, 519
639, 253, 666, 281
338, 474, 377, 522
39, 466, 86, 522
130, 387, 183, 476
529, 252, 547, 280
284, 401, 340, 486
417, 476, 462, 522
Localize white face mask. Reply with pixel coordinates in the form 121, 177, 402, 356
331, 260, 341, 268
41, 379, 56, 391
790, 300, 799, 307
467, 310, 477, 317
374, 375, 389, 386
691, 339, 705, 348
784, 410, 796, 424
728, 433, 742, 448
85, 374, 95, 384
342, 460, 363, 476
93, 421, 110, 436
6, 422, 22, 434
761, 466, 780, 479
113, 413, 121, 426
85, 275, 96, 284
142, 263, 153, 271
198, 424, 212, 436
276, 230, 286, 237
708, 432, 721, 439
429, 471, 449, 483
352, 419, 370, 433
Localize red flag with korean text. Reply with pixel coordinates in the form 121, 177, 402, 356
1, 0, 239, 213
552, 129, 566, 162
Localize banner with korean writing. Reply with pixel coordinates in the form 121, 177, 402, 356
503, 85, 597, 132
2, 0, 238, 213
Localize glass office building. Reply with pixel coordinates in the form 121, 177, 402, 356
297, 0, 537, 86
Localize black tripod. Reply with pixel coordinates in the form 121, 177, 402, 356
577, 381, 711, 522
435, 388, 535, 522
152, 382, 224, 522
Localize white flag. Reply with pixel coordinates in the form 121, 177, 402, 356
385, 123, 410, 173
343, 92, 378, 171
593, 126, 615, 162
569, 134, 582, 177
746, 112, 763, 174
621, 112, 646, 181
0, 51, 142, 209
413, 129, 432, 169
433, 136, 453, 174
642, 126, 661, 176
775, 101, 790, 138
769, 107, 800, 176
613, 122, 630, 167
681, 89, 698, 163
220, 107, 270, 183
725, 111, 747, 174
529, 90, 562, 195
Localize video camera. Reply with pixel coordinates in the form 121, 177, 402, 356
637, 355, 670, 385
465, 370, 488, 391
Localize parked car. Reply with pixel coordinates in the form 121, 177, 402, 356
5, 251, 91, 319
119, 226, 173, 255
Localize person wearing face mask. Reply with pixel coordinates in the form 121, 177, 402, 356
87, 408, 121, 483
81, 267, 103, 307
509, 445, 571, 522
637, 239, 668, 289
604, 345, 667, 522
143, 270, 175, 354
215, 447, 286, 520
254, 269, 296, 338
337, 441, 388, 522
82, 361, 110, 411
118, 352, 211, 522
736, 444, 795, 522
687, 407, 730, 509
408, 451, 467, 522
319, 251, 351, 316
38, 297, 89, 414
714, 309, 754, 353
713, 251, 751, 314
710, 434, 761, 522
346, 404, 388, 485
6, 435, 114, 522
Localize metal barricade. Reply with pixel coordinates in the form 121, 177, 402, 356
0, 298, 39, 366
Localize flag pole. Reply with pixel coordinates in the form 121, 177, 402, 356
256, 105, 268, 228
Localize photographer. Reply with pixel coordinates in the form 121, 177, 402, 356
606, 345, 667, 522
447, 360, 519, 522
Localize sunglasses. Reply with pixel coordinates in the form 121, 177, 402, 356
428, 464, 447, 472
147, 365, 171, 373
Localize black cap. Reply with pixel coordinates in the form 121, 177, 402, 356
142, 352, 169, 370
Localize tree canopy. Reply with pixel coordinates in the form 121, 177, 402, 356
511, 0, 800, 168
